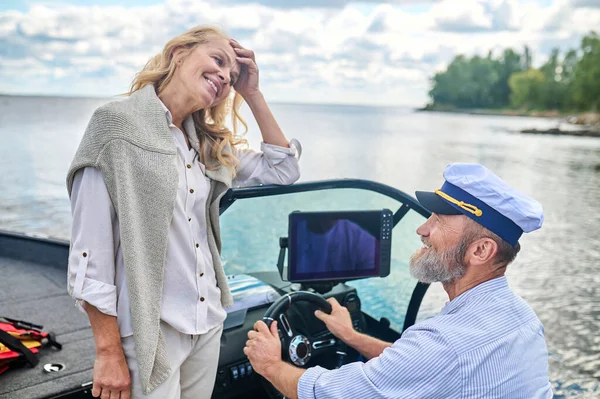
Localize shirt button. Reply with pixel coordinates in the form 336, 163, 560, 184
82, 252, 88, 257
189, 188, 194, 194
200, 297, 205, 302
187, 164, 191, 169
195, 243, 199, 248
188, 217, 191, 222
199, 272, 204, 277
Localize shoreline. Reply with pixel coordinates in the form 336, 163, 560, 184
417, 107, 563, 118
520, 127, 600, 138
417, 107, 600, 137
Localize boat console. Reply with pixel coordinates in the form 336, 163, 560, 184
212, 209, 394, 399
212, 272, 368, 399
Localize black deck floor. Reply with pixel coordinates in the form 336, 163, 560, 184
0, 231, 94, 399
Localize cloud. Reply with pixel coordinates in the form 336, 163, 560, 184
432, 0, 522, 32
490, 0, 521, 30
0, 0, 598, 106
571, 0, 600, 7
432, 0, 493, 32
215, 0, 439, 9
542, 0, 600, 34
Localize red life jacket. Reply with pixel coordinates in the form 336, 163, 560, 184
0, 317, 62, 375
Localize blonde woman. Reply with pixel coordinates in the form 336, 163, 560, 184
66, 26, 301, 399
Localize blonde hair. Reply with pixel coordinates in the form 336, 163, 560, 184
129, 26, 247, 172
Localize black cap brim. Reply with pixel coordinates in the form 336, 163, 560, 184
415, 191, 462, 215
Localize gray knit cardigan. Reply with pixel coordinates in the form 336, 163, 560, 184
66, 84, 234, 394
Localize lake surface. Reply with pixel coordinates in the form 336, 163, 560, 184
1, 94, 599, 397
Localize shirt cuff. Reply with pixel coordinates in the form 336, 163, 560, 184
260, 138, 302, 167
298, 366, 329, 399
75, 278, 118, 317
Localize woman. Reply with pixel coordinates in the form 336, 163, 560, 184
66, 26, 301, 399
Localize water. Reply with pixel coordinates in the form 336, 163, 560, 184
1, 95, 599, 397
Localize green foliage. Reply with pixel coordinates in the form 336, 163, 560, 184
509, 69, 545, 108
571, 32, 600, 110
428, 31, 600, 112
429, 55, 501, 108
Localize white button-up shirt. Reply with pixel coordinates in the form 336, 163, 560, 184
68, 102, 301, 337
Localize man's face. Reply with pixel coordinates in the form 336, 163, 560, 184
409, 213, 470, 284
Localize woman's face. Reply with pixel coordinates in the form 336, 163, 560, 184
175, 37, 241, 110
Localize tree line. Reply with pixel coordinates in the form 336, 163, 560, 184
427, 31, 600, 112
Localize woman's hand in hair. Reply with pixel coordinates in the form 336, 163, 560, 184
230, 39, 260, 101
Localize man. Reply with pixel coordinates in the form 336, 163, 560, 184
244, 163, 553, 399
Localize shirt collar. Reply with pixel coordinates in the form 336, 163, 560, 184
439, 276, 509, 315
157, 98, 201, 153
157, 98, 173, 125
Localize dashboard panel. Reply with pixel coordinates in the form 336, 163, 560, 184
211, 272, 366, 399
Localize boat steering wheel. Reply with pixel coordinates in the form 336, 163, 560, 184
259, 291, 333, 398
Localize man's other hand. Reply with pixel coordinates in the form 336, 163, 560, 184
315, 297, 358, 344
244, 320, 282, 379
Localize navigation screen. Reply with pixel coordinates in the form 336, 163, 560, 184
288, 211, 383, 282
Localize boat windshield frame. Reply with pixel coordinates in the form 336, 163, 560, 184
220, 178, 432, 332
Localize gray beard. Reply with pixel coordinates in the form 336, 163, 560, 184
409, 243, 467, 284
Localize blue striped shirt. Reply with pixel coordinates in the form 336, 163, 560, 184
298, 277, 553, 398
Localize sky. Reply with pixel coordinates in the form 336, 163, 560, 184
0, 0, 599, 106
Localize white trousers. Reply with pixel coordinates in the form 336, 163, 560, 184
122, 322, 223, 399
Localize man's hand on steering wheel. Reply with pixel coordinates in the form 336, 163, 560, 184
314, 297, 358, 344
244, 320, 283, 379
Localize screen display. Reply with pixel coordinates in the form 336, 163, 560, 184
288, 211, 382, 282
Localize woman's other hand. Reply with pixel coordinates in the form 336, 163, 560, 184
92, 350, 131, 399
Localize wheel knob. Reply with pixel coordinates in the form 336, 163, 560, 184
289, 335, 312, 366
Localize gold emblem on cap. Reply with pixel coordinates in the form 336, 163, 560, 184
435, 190, 483, 217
